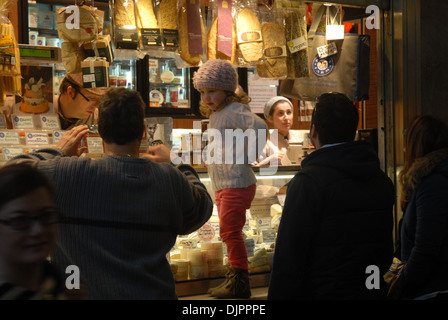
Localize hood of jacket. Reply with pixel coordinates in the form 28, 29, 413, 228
301, 141, 381, 181
402, 147, 448, 191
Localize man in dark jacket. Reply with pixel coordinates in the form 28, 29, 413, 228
268, 92, 395, 300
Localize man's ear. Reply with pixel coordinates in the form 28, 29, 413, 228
67, 85, 77, 99
310, 124, 320, 149
310, 124, 317, 139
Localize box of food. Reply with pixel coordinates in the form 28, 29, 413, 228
82, 34, 114, 63
81, 57, 109, 88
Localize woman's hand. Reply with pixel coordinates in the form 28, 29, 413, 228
277, 151, 286, 162
56, 125, 89, 157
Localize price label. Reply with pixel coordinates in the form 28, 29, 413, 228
198, 223, 215, 242
85, 135, 104, 153
2, 147, 24, 160
25, 132, 49, 145
326, 25, 345, 40
12, 115, 34, 129
40, 115, 60, 130
52, 130, 65, 144
287, 36, 307, 54
0, 130, 20, 145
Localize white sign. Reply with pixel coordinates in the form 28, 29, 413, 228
2, 147, 24, 160
40, 115, 60, 130
12, 115, 34, 129
248, 73, 279, 114
0, 131, 20, 145
25, 132, 50, 145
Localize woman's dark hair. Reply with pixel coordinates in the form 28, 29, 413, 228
399, 115, 448, 209
97, 88, 145, 145
0, 163, 56, 210
311, 92, 359, 145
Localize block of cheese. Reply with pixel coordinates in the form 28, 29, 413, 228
136, 0, 158, 28
259, 22, 287, 78
270, 204, 283, 217
235, 8, 263, 62
114, 0, 136, 26
178, 1, 204, 66
207, 17, 237, 63
159, 0, 178, 30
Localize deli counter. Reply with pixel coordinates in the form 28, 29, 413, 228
173, 165, 299, 297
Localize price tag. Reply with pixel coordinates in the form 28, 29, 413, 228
85, 135, 104, 153
287, 36, 307, 54
326, 24, 344, 40
198, 223, 215, 242
257, 217, 271, 230
52, 130, 65, 144
25, 132, 49, 145
177, 100, 189, 108
2, 147, 24, 160
12, 115, 34, 129
0, 130, 20, 145
40, 115, 60, 130
317, 42, 338, 59
261, 229, 277, 244
180, 239, 198, 249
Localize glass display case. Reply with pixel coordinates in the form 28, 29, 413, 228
140, 55, 200, 117
173, 166, 299, 297
21, 0, 111, 48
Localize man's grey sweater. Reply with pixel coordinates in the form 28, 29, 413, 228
9, 149, 213, 299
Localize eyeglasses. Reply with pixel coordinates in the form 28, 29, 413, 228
0, 210, 60, 230
78, 90, 101, 105
78, 90, 90, 102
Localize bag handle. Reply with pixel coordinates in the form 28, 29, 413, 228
308, 5, 338, 42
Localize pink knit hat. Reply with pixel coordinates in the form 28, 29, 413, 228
193, 59, 238, 92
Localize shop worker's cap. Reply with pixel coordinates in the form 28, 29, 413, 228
264, 96, 293, 120
65, 73, 110, 97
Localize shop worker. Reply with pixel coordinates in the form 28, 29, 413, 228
56, 73, 109, 130
8, 87, 213, 300
255, 96, 296, 166
268, 92, 395, 300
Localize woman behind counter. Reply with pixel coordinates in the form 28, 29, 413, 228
255, 96, 296, 166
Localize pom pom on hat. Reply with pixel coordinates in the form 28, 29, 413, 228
264, 96, 293, 120
193, 59, 238, 92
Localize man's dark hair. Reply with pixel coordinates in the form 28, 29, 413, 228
311, 92, 359, 145
98, 88, 145, 145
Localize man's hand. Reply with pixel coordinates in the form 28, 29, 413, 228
56, 125, 89, 156
142, 144, 174, 163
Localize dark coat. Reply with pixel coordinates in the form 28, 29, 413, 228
400, 148, 448, 298
268, 141, 395, 300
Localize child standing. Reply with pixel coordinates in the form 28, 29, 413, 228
193, 59, 267, 298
